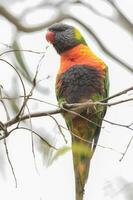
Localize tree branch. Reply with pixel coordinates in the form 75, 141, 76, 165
66, 16, 133, 73
0, 85, 132, 132
0, 4, 132, 73
107, 0, 133, 33
0, 5, 67, 33
77, 0, 133, 35
0, 84, 132, 162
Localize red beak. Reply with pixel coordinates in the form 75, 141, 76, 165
46, 31, 55, 43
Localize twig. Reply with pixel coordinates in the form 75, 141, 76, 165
48, 115, 68, 144
9, 127, 57, 150
4, 139, 18, 187
25, 104, 39, 174
61, 105, 102, 127
101, 86, 133, 102
0, 58, 26, 97
77, 0, 133, 35
59, 124, 123, 155
0, 4, 132, 73
14, 52, 45, 125
76, 0, 114, 22
28, 53, 46, 173
19, 1, 64, 18
119, 135, 133, 162
1, 85, 132, 107
107, 0, 133, 32
67, 16, 133, 73
5, 108, 61, 128
104, 119, 133, 131
0, 49, 46, 57
2, 86, 133, 130
63, 97, 133, 109
0, 87, 18, 187
0, 5, 67, 33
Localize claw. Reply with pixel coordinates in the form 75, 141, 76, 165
86, 100, 96, 114
60, 101, 68, 109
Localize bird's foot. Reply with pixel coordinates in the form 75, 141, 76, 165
60, 101, 68, 110
87, 100, 97, 114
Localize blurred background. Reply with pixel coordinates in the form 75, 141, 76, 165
0, 0, 133, 199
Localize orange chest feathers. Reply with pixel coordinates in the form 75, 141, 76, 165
58, 44, 106, 75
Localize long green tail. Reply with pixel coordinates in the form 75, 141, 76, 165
72, 136, 92, 200
69, 116, 96, 200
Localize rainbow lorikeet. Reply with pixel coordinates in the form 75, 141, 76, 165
46, 23, 109, 200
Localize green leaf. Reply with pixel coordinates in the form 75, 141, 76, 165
13, 41, 32, 82
51, 146, 71, 163
51, 142, 92, 164
10, 77, 20, 114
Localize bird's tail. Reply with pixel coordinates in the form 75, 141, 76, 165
72, 136, 93, 200
70, 116, 96, 200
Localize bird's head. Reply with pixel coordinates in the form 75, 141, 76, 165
46, 23, 87, 54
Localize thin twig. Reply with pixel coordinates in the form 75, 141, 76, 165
0, 59, 26, 96
101, 86, 133, 102
61, 105, 102, 127
119, 135, 133, 162
76, 0, 114, 22
4, 139, 18, 187
48, 115, 68, 144
0, 49, 46, 57
14, 52, 45, 125
9, 127, 57, 150
0, 87, 18, 187
2, 86, 133, 130
25, 105, 39, 174
107, 0, 133, 32
59, 124, 123, 155
0, 5, 67, 33
67, 16, 133, 73
104, 119, 133, 131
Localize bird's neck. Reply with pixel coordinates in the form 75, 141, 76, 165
59, 44, 106, 74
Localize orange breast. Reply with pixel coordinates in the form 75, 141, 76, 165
58, 44, 106, 75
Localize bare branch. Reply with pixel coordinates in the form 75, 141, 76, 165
76, 0, 114, 21
101, 86, 133, 102
25, 104, 39, 174
0, 4, 132, 73
104, 119, 133, 131
4, 139, 18, 187
48, 115, 68, 144
107, 0, 133, 33
64, 97, 133, 109
0, 86, 131, 132
0, 88, 17, 187
0, 59, 26, 97
13, 52, 45, 126
119, 135, 133, 162
66, 16, 133, 73
0, 5, 67, 33
5, 108, 61, 128
77, 0, 133, 35
9, 127, 57, 150
59, 124, 123, 155
20, 0, 65, 18
0, 49, 46, 57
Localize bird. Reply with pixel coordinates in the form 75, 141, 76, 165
46, 23, 109, 200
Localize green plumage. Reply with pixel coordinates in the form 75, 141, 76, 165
46, 23, 109, 200
56, 65, 109, 200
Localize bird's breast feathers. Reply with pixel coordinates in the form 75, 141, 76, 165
58, 44, 106, 75
56, 44, 107, 104
56, 65, 105, 104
